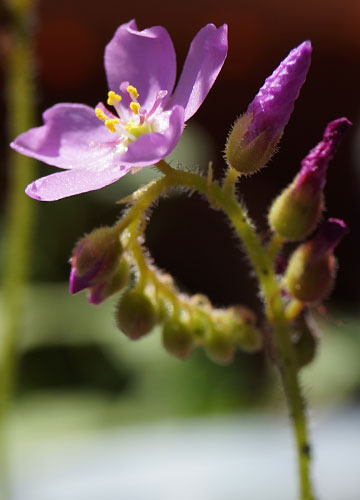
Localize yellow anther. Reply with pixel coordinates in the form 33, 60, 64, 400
95, 107, 107, 121
127, 85, 139, 100
105, 118, 120, 133
107, 91, 122, 106
130, 102, 141, 115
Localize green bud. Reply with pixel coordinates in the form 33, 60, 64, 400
190, 311, 211, 341
225, 114, 279, 174
115, 289, 158, 340
269, 118, 351, 240
284, 243, 335, 303
228, 306, 262, 353
268, 184, 324, 240
205, 327, 235, 365
234, 323, 263, 353
284, 219, 348, 303
162, 318, 193, 359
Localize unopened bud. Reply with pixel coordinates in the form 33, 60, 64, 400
115, 289, 158, 340
205, 326, 235, 365
269, 118, 351, 239
284, 218, 348, 302
69, 226, 122, 294
88, 257, 130, 305
227, 306, 262, 353
162, 319, 193, 359
226, 41, 311, 174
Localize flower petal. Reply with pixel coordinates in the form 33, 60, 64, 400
105, 20, 176, 110
166, 24, 228, 121
25, 164, 131, 201
119, 106, 185, 166
11, 103, 117, 170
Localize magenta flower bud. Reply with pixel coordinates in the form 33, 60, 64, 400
269, 118, 351, 239
226, 41, 312, 174
307, 218, 349, 261
284, 218, 349, 303
69, 227, 122, 294
295, 118, 351, 192
88, 257, 130, 305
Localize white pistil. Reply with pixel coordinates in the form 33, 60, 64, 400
95, 83, 168, 152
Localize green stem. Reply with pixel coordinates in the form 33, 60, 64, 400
222, 166, 239, 197
267, 232, 285, 262
126, 160, 315, 500
1, 1, 37, 496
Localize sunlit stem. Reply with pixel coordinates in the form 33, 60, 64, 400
119, 159, 315, 500
0, 0, 37, 497
222, 166, 240, 197
267, 232, 285, 261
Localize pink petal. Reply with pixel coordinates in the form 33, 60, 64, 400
166, 24, 228, 121
25, 165, 131, 201
11, 103, 117, 170
105, 20, 177, 110
119, 106, 185, 166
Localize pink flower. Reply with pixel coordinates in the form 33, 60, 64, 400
11, 20, 228, 201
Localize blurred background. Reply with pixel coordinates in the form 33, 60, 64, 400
0, 0, 359, 499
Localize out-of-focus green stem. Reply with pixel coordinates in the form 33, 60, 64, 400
0, 0, 36, 496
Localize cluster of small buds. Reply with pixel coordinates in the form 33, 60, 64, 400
69, 225, 263, 364
223, 38, 350, 308
114, 259, 263, 364
266, 118, 350, 304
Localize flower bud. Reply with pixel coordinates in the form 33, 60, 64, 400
88, 257, 130, 305
69, 226, 122, 294
226, 41, 311, 174
205, 326, 235, 365
115, 289, 158, 340
162, 318, 193, 359
229, 307, 263, 353
284, 218, 348, 303
269, 118, 351, 239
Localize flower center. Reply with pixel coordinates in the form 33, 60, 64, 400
95, 84, 168, 153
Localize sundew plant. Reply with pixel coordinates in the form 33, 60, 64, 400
10, 18, 351, 500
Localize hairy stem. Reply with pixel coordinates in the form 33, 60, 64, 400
141, 161, 315, 499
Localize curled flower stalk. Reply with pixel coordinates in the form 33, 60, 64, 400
9, 18, 351, 500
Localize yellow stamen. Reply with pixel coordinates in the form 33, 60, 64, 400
107, 91, 122, 106
130, 102, 141, 115
95, 107, 107, 121
127, 85, 139, 100
105, 118, 120, 133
